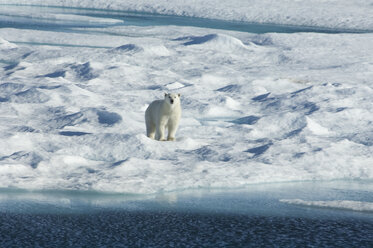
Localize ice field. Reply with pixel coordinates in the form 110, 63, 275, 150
0, 2, 372, 203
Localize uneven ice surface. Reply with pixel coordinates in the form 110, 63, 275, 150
0, 3, 373, 195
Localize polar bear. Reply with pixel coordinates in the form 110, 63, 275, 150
145, 93, 181, 141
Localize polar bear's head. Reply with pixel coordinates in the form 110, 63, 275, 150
164, 93, 181, 106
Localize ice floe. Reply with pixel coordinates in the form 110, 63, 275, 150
280, 199, 373, 212
0, 3, 372, 194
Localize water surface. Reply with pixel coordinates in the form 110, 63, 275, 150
1, 181, 372, 247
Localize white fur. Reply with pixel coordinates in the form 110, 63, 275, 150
145, 93, 181, 141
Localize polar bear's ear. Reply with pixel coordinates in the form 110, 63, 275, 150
164, 92, 168, 97
178, 93, 181, 97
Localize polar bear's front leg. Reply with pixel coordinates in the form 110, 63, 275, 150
167, 120, 179, 141
157, 126, 166, 141
156, 118, 167, 141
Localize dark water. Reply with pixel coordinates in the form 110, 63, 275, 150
1, 210, 372, 248
0, 4, 369, 34
1, 182, 373, 247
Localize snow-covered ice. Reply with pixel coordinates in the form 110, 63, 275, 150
1, 0, 373, 30
0, 5, 124, 26
0, 2, 373, 196
280, 199, 373, 212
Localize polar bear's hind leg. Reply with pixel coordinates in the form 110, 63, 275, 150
145, 115, 156, 139
146, 123, 155, 139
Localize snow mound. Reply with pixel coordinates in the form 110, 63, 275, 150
0, 37, 17, 49
110, 44, 169, 56
143, 45, 171, 56
176, 33, 256, 51
165, 82, 185, 90
110, 44, 143, 53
